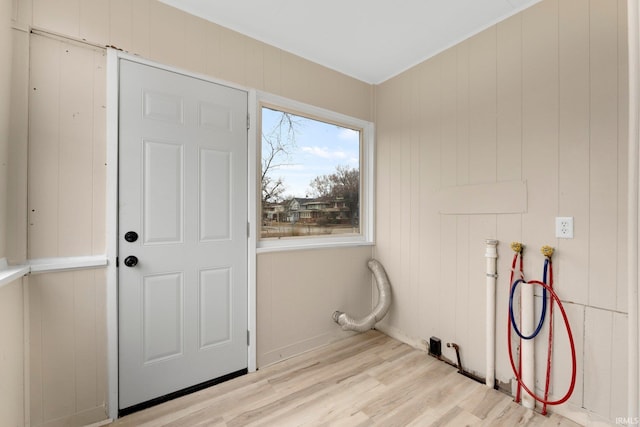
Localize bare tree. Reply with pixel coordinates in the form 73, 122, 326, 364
309, 165, 360, 224
261, 109, 300, 203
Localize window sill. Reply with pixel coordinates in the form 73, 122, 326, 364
257, 238, 374, 254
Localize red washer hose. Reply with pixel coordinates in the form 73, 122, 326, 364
508, 251, 524, 403
507, 278, 577, 406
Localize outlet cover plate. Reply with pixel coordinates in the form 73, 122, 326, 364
556, 216, 574, 238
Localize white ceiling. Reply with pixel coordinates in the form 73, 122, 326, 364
159, 0, 542, 84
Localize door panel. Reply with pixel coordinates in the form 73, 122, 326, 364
118, 59, 248, 410
199, 149, 231, 241
199, 267, 232, 348
143, 139, 184, 244
143, 272, 184, 363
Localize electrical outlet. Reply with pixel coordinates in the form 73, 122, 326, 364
556, 216, 574, 238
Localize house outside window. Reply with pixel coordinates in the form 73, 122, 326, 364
257, 93, 374, 251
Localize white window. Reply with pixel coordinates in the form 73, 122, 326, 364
257, 93, 374, 251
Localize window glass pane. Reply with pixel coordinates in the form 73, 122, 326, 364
260, 106, 361, 240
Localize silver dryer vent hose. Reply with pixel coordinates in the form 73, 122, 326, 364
332, 259, 392, 332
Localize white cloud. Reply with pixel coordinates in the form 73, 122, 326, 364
338, 128, 359, 142
301, 146, 348, 160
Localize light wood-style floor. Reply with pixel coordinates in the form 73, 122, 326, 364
110, 330, 580, 427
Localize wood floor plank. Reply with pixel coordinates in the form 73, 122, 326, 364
110, 331, 582, 427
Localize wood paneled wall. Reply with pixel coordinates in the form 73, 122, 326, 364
28, 34, 106, 260
375, 0, 628, 423
1, 1, 27, 426
28, 270, 107, 427
257, 246, 373, 368
22, 0, 373, 122
0, 0, 12, 260
10, 0, 375, 425
0, 279, 26, 427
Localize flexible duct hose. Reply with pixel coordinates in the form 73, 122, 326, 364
332, 259, 392, 332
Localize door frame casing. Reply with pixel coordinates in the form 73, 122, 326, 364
105, 49, 257, 420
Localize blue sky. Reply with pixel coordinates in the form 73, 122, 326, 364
261, 107, 360, 199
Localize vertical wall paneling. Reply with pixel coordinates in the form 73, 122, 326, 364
79, 0, 108, 44
92, 49, 107, 254
32, 0, 80, 40
549, 302, 584, 408
13, 0, 631, 423
558, 0, 590, 307
456, 42, 470, 186
417, 60, 442, 339
589, 0, 620, 311
39, 272, 75, 421
13, 0, 32, 27
521, 0, 559, 277
495, 13, 524, 385
496, 14, 523, 183
29, 270, 107, 426
29, 272, 44, 426
131, 0, 151, 58
28, 34, 106, 259
495, 214, 523, 383
73, 270, 98, 413
386, 79, 403, 330
583, 307, 613, 417
375, 0, 628, 422
0, 279, 26, 427
0, 0, 12, 260
57, 43, 96, 256
28, 35, 61, 258
454, 216, 471, 363
468, 28, 497, 185
399, 72, 413, 334
439, 213, 457, 362
256, 247, 371, 367
617, 0, 630, 313
107, 0, 132, 51
217, 27, 247, 87
373, 84, 392, 267
183, 14, 209, 77
262, 44, 282, 95
409, 68, 422, 340
244, 36, 264, 91
440, 50, 457, 188
19, 2, 373, 424
438, 48, 458, 362
8, 28, 30, 264
148, 1, 186, 70
610, 312, 628, 419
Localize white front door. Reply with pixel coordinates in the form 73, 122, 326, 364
118, 59, 248, 411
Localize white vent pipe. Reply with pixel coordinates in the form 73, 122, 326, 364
485, 239, 498, 389
333, 259, 391, 332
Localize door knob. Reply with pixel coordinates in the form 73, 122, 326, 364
124, 255, 138, 267
124, 231, 139, 242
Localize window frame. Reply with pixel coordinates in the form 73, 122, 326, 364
255, 92, 374, 252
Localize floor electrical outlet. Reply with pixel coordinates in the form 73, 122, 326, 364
555, 216, 574, 239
